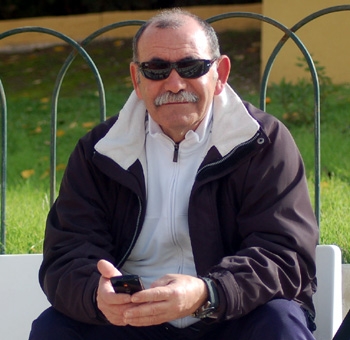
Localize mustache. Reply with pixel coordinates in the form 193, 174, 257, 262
154, 91, 199, 107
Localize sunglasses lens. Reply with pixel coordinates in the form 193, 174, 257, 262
177, 60, 208, 78
141, 61, 171, 80
139, 59, 214, 80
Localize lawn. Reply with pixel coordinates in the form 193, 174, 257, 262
1, 30, 349, 261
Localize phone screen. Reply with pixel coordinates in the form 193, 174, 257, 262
111, 275, 144, 294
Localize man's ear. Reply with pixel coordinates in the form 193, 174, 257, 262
130, 62, 143, 99
214, 55, 231, 95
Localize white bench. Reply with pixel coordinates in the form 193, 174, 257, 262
314, 245, 343, 340
0, 254, 49, 340
0, 245, 343, 340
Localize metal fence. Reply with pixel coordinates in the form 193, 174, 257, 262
1, 5, 350, 253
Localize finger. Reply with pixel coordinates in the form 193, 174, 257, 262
123, 303, 168, 326
131, 286, 170, 304
125, 314, 164, 327
97, 259, 121, 279
101, 301, 133, 326
97, 260, 125, 300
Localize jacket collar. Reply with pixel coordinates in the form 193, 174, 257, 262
95, 84, 260, 170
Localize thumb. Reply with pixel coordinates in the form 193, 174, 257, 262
97, 259, 121, 279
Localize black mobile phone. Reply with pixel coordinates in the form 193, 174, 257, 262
110, 275, 145, 294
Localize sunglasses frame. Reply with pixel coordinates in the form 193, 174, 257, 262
136, 58, 217, 81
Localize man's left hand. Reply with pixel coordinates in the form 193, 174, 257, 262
122, 274, 207, 326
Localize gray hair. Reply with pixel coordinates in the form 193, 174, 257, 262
132, 8, 221, 62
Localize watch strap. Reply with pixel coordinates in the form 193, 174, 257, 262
192, 276, 220, 319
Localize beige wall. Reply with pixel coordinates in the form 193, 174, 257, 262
2, 2, 348, 84
0, 4, 261, 52
262, 0, 350, 84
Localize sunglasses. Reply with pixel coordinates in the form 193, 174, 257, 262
136, 58, 217, 81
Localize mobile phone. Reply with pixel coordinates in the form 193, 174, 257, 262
110, 275, 144, 294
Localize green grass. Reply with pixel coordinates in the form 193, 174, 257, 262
1, 31, 349, 262
5, 182, 50, 254
255, 81, 350, 262
317, 178, 350, 251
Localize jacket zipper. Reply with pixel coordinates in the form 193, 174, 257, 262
115, 132, 261, 267
173, 142, 179, 162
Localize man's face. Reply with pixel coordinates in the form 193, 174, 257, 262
130, 18, 230, 142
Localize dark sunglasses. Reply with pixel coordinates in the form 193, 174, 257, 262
136, 58, 217, 81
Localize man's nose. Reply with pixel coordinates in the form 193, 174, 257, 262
163, 69, 187, 93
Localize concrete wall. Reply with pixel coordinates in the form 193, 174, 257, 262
0, 4, 261, 52
262, 0, 350, 84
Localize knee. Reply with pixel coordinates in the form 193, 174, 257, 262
260, 299, 300, 324
256, 299, 307, 328
29, 307, 80, 340
242, 299, 314, 339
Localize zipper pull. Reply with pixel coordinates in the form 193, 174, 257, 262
173, 143, 179, 162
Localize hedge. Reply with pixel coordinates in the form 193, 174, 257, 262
0, 0, 261, 20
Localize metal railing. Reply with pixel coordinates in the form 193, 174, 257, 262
1, 5, 350, 253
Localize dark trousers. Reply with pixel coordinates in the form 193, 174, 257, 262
29, 299, 316, 340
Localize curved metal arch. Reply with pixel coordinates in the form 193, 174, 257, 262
0, 26, 104, 251
206, 12, 321, 225
49, 20, 145, 203
289, 5, 350, 37
1, 9, 349, 252
253, 5, 350, 112
82, 20, 145, 46
55, 20, 145, 119
0, 80, 7, 253
206, 12, 319, 109
53, 20, 145, 123
259, 5, 350, 227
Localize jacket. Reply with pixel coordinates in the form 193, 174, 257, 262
39, 85, 319, 325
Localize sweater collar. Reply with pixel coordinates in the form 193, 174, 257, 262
147, 105, 213, 144
95, 84, 260, 170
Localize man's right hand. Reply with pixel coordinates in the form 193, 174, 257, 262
96, 259, 137, 326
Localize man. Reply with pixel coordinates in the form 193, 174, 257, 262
30, 8, 318, 340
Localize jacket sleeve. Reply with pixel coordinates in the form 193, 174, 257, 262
209, 112, 319, 320
39, 121, 119, 324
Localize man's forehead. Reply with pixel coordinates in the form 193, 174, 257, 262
138, 39, 210, 63
138, 20, 209, 53
142, 15, 205, 38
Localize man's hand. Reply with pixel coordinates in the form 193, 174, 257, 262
122, 273, 208, 326
97, 260, 208, 327
96, 260, 135, 326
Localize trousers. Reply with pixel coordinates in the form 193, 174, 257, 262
29, 299, 316, 340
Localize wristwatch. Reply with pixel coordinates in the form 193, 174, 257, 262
192, 276, 220, 319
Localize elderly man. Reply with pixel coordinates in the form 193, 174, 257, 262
30, 8, 318, 340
